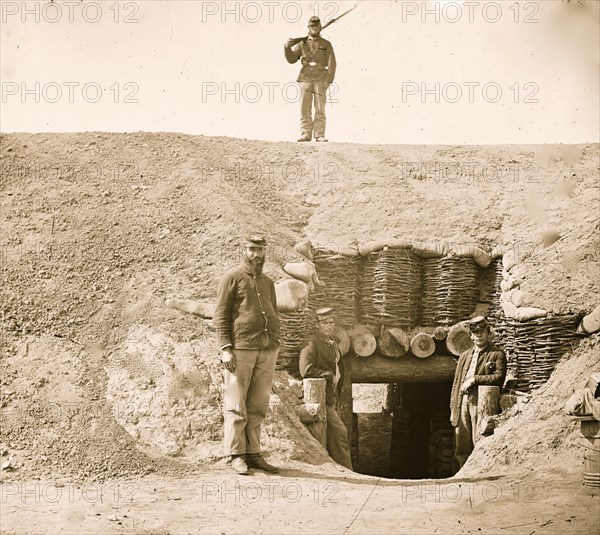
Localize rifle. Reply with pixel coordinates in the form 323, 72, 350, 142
286, 2, 360, 47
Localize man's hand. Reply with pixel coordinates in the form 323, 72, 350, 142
323, 82, 331, 92
460, 377, 476, 395
221, 349, 236, 373
323, 371, 334, 383
287, 36, 306, 48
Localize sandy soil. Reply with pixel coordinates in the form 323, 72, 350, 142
1, 468, 598, 535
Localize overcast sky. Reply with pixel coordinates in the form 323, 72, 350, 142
1, 0, 598, 144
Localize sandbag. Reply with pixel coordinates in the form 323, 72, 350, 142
578, 305, 600, 335
510, 289, 526, 307
359, 240, 388, 256
283, 262, 322, 288
502, 301, 519, 319
515, 307, 547, 321
491, 244, 506, 259
412, 242, 447, 258
472, 247, 492, 268
165, 298, 215, 319
274, 279, 310, 312
448, 244, 491, 268
337, 245, 360, 258
500, 289, 515, 304
502, 250, 517, 271
294, 240, 313, 261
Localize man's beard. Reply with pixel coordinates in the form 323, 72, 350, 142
244, 256, 265, 274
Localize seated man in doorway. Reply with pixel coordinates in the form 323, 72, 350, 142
450, 316, 507, 469
299, 307, 353, 469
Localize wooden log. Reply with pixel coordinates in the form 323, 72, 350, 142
353, 332, 377, 357
349, 354, 457, 383
433, 326, 447, 340
410, 332, 435, 358
378, 328, 410, 358
165, 298, 215, 319
477, 385, 500, 437
446, 322, 473, 356
303, 378, 327, 447
333, 326, 351, 356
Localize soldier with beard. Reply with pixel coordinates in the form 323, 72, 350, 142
213, 234, 281, 474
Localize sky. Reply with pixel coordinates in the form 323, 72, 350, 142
1, 0, 598, 144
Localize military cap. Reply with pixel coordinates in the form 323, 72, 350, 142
467, 316, 489, 332
245, 234, 267, 247
308, 16, 321, 25
316, 307, 335, 321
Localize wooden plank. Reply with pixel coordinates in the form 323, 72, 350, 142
349, 354, 457, 383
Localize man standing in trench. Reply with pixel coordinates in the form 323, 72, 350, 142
450, 316, 507, 469
284, 16, 337, 142
299, 307, 353, 469
213, 234, 281, 475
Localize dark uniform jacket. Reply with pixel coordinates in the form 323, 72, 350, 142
450, 343, 507, 427
213, 260, 280, 350
284, 35, 336, 84
299, 331, 344, 406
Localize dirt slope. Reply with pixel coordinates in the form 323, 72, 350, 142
1, 133, 598, 490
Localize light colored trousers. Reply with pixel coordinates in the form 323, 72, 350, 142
223, 348, 279, 456
299, 80, 328, 139
455, 390, 478, 468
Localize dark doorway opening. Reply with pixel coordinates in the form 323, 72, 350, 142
353, 382, 457, 479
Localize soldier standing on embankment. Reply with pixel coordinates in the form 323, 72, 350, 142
284, 16, 337, 142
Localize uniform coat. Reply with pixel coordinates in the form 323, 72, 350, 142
450, 343, 507, 427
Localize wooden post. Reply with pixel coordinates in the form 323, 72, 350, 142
477, 385, 500, 436
383, 383, 396, 415
303, 378, 327, 447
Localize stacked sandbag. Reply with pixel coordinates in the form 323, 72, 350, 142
312, 248, 361, 329
421, 256, 479, 326
497, 250, 549, 321
360, 246, 422, 329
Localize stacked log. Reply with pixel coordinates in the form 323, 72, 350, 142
378, 328, 410, 358
421, 256, 479, 326
360, 247, 422, 329
410, 333, 436, 358
446, 322, 473, 356
349, 324, 378, 358
312, 249, 361, 329
493, 313, 581, 392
